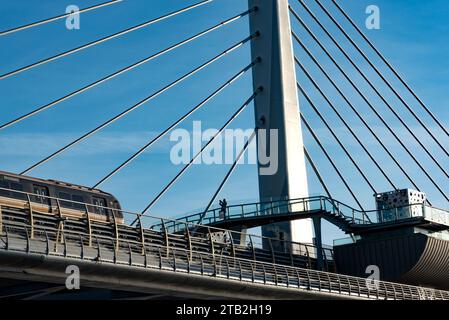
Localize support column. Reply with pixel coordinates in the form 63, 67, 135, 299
249, 0, 312, 246
313, 216, 324, 271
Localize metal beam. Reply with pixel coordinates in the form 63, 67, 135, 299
312, 217, 323, 271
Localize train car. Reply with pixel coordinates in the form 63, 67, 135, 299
0, 170, 123, 224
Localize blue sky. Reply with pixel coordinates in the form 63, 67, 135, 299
1, 0, 448, 244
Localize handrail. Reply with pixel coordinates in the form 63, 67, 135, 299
2, 186, 445, 225
1, 222, 448, 300
0, 187, 321, 252
166, 197, 344, 225
163, 195, 447, 230
0, 194, 332, 271
1, 186, 447, 255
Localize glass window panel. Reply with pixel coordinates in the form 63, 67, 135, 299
72, 195, 85, 210
59, 192, 72, 208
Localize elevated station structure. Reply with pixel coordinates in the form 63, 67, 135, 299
170, 193, 449, 290
1, 194, 449, 300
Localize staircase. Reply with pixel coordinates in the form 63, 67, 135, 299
322, 210, 356, 233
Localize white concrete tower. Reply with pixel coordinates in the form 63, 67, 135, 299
248, 0, 313, 245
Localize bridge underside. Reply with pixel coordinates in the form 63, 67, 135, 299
334, 233, 449, 290
1, 203, 448, 300
205, 209, 327, 230
0, 251, 352, 300
0, 278, 182, 300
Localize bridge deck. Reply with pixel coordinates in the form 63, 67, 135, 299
0, 206, 334, 272
1, 205, 448, 300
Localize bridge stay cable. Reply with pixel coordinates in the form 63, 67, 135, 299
0, 0, 123, 36
92, 60, 259, 189
300, 114, 365, 211
291, 8, 449, 182
295, 58, 397, 190
0, 0, 214, 80
20, 35, 254, 175
291, 33, 426, 202
0, 9, 255, 131
133, 89, 262, 225
296, 0, 449, 171
297, 83, 378, 194
329, 0, 449, 139
304, 146, 333, 200
199, 129, 257, 224
311, 0, 448, 156
290, 8, 448, 202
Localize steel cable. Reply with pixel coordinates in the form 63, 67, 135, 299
329, 0, 449, 139
293, 2, 449, 175
134, 88, 261, 224
0, 9, 255, 131
0, 0, 213, 80
301, 113, 364, 211
21, 36, 254, 175
92, 60, 258, 188
0, 0, 123, 36
296, 60, 397, 190
290, 8, 448, 202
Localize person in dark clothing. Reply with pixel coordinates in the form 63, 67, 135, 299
219, 198, 227, 219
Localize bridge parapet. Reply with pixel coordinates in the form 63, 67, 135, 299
1, 210, 448, 300
0, 188, 449, 299
0, 187, 335, 272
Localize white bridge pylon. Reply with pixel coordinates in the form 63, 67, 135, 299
249, 0, 313, 245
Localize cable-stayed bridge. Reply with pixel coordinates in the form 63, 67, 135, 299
0, 0, 448, 300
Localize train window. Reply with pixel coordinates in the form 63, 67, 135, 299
32, 185, 50, 205
59, 192, 72, 209
0, 179, 9, 197
10, 182, 23, 190
10, 182, 25, 200
92, 197, 107, 215
0, 177, 25, 200
72, 195, 85, 210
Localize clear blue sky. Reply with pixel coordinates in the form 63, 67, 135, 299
1, 0, 448, 244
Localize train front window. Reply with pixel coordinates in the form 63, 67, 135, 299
92, 197, 107, 215
32, 185, 50, 205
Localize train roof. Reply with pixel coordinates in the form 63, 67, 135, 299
0, 170, 112, 196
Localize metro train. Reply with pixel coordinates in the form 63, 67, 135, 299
0, 170, 124, 224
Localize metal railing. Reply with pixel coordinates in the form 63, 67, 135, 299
1, 188, 449, 300
1, 209, 448, 300
154, 196, 364, 233
158, 196, 449, 232
0, 187, 334, 272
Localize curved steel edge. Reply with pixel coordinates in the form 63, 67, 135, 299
0, 250, 358, 300
402, 235, 449, 288
335, 233, 449, 290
